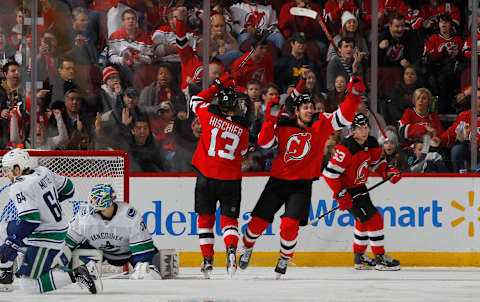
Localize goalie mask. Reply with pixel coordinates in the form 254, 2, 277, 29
218, 87, 238, 109
293, 93, 314, 110
89, 184, 116, 214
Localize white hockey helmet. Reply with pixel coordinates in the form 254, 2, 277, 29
1, 148, 32, 175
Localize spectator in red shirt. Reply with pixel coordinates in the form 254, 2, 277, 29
398, 88, 444, 147
231, 37, 274, 88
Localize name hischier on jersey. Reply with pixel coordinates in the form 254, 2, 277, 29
209, 116, 244, 136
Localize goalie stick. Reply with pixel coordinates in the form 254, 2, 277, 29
308, 174, 396, 225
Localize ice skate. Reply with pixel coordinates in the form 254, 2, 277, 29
375, 254, 400, 271
274, 255, 290, 279
226, 245, 237, 278
354, 253, 376, 270
238, 245, 253, 270
0, 266, 13, 292
200, 257, 213, 279
69, 262, 100, 294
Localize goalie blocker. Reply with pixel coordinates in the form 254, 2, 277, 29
70, 248, 179, 279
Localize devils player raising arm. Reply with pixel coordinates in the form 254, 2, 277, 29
323, 113, 401, 271
190, 74, 250, 279
238, 75, 366, 279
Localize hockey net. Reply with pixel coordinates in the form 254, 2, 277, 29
0, 150, 129, 274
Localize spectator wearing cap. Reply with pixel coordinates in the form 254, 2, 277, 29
87, 66, 122, 116
96, 86, 144, 150
326, 37, 366, 91
274, 32, 316, 93
139, 63, 187, 121
327, 11, 368, 62
231, 36, 274, 88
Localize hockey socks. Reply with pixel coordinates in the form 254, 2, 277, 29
279, 217, 299, 259
353, 211, 385, 255
198, 214, 215, 258
220, 216, 239, 249
242, 216, 270, 248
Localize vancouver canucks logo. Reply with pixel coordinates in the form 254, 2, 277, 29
284, 133, 312, 162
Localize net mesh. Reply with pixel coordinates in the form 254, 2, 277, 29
0, 153, 126, 228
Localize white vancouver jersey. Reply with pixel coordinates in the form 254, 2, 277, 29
10, 166, 72, 250
66, 203, 155, 261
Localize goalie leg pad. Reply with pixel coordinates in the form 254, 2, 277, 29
152, 249, 179, 279
130, 262, 161, 280
51, 245, 72, 270
71, 249, 103, 277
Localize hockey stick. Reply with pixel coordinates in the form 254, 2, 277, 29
230, 31, 271, 78
308, 174, 395, 225
369, 108, 388, 140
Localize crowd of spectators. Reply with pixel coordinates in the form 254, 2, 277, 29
0, 0, 478, 173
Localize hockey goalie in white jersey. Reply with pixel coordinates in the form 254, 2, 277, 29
65, 184, 178, 280
0, 148, 102, 294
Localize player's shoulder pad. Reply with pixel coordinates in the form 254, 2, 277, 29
342, 136, 363, 156
367, 136, 380, 149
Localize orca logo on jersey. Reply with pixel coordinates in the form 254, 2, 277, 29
284, 133, 312, 162
354, 160, 369, 185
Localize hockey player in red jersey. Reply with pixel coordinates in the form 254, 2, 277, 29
190, 74, 250, 279
323, 113, 401, 271
238, 75, 365, 278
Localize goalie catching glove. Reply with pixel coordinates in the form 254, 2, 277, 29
130, 262, 162, 280
347, 75, 366, 96
335, 189, 353, 211
264, 96, 285, 123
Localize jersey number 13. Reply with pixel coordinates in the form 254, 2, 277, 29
208, 128, 240, 160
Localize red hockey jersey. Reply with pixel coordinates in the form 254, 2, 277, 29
323, 135, 388, 194
190, 86, 249, 180
462, 32, 480, 60
323, 0, 359, 26
417, 2, 460, 28
423, 33, 463, 62
258, 92, 361, 180
176, 19, 203, 89
398, 108, 444, 143
231, 51, 274, 88
440, 109, 480, 148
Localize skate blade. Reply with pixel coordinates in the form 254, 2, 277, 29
227, 254, 237, 278
354, 264, 375, 270
375, 265, 400, 271
275, 272, 284, 280
202, 269, 212, 279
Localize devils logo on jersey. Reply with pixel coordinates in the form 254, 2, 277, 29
284, 133, 312, 162
354, 159, 369, 185
387, 44, 405, 61
244, 11, 265, 29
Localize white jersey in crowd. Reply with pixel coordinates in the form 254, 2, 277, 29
65, 202, 155, 262
230, 2, 279, 35
9, 166, 73, 250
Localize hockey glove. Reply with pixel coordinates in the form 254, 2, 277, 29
264, 96, 285, 123
347, 75, 366, 96
214, 73, 235, 89
336, 189, 353, 211
0, 235, 24, 265
386, 166, 401, 184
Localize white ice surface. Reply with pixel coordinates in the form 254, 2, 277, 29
2, 267, 480, 302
